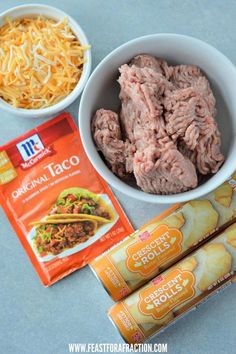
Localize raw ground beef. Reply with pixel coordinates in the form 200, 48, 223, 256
92, 54, 224, 195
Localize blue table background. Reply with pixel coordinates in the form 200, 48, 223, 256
0, 1, 236, 353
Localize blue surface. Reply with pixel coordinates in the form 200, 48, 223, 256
0, 1, 236, 353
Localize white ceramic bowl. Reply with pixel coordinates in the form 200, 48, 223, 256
79, 34, 236, 204
0, 4, 91, 118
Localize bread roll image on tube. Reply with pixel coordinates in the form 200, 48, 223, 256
90, 175, 236, 301
108, 222, 236, 344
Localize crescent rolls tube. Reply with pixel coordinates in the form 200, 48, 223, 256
91, 173, 236, 301
108, 222, 236, 344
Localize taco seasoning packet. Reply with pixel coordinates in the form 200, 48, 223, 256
0, 113, 133, 286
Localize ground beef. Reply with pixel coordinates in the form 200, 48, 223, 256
92, 54, 224, 195
64, 226, 74, 238
92, 108, 136, 177
36, 221, 96, 256
92, 109, 127, 177
73, 223, 83, 234
130, 54, 172, 79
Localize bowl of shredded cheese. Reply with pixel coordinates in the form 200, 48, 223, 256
0, 4, 91, 118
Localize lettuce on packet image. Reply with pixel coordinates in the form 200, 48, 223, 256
0, 113, 133, 286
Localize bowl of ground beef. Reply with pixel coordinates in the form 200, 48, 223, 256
79, 34, 236, 203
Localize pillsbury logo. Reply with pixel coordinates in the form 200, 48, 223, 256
16, 134, 44, 161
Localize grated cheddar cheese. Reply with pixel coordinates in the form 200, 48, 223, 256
0, 16, 89, 109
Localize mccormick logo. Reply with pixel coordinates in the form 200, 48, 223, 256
16, 134, 44, 161
16, 134, 54, 170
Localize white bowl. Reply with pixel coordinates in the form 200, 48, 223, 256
79, 34, 236, 204
0, 4, 91, 118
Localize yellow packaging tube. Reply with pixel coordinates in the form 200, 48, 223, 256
108, 222, 236, 343
91, 173, 236, 301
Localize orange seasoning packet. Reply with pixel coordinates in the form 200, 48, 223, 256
0, 113, 133, 286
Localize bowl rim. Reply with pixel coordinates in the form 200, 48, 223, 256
0, 3, 92, 116
79, 33, 236, 203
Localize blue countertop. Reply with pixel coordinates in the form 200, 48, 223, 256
0, 1, 236, 353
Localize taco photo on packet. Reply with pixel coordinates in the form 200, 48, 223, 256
0, 113, 133, 286
29, 187, 118, 259
47, 187, 116, 224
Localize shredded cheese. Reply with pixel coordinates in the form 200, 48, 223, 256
0, 16, 89, 109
